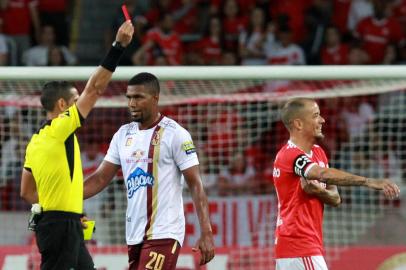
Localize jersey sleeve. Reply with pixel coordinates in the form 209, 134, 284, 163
23, 141, 33, 171
49, 104, 83, 141
104, 130, 121, 165
172, 127, 199, 171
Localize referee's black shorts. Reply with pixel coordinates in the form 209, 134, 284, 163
35, 211, 95, 270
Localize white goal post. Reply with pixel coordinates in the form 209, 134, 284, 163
0, 65, 406, 81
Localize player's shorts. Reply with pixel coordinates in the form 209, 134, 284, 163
276, 256, 328, 270
35, 211, 94, 270
128, 238, 180, 270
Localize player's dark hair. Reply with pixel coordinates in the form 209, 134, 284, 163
40, 81, 74, 112
281, 98, 315, 130
128, 72, 160, 95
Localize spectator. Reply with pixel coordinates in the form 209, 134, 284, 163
347, 43, 369, 64
301, 0, 331, 64
194, 16, 224, 65
0, 107, 25, 210
390, 0, 406, 34
347, 0, 373, 32
269, 0, 312, 43
0, 17, 8, 65
104, 0, 148, 66
133, 14, 182, 65
354, 0, 404, 64
239, 7, 269, 65
47, 46, 66, 66
143, 0, 176, 27
320, 26, 349, 65
218, 153, 256, 196
22, 24, 76, 66
221, 0, 247, 52
340, 101, 375, 140
331, 0, 351, 36
221, 50, 238, 65
38, 0, 70, 45
265, 26, 306, 65
0, 0, 41, 64
172, 0, 199, 35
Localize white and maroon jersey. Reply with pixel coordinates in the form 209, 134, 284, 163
105, 116, 199, 246
273, 140, 329, 258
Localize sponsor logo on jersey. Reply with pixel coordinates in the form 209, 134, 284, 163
132, 149, 144, 160
182, 141, 196, 155
125, 137, 133, 146
125, 149, 152, 164
126, 167, 154, 199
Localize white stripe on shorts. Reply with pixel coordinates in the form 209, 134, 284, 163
276, 256, 328, 270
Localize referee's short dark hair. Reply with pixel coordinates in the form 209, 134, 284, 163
128, 72, 160, 96
40, 81, 74, 112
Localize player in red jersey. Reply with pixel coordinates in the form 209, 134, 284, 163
273, 98, 400, 270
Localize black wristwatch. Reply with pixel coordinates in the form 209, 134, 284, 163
112, 41, 125, 50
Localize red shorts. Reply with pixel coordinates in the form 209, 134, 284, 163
128, 238, 180, 270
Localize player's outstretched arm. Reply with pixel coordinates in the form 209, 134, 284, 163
306, 165, 400, 199
183, 165, 215, 265
76, 20, 134, 118
301, 179, 341, 207
83, 161, 120, 199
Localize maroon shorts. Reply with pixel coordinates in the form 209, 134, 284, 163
128, 238, 180, 270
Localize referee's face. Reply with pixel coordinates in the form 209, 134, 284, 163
126, 85, 158, 124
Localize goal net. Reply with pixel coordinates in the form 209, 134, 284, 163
0, 66, 405, 270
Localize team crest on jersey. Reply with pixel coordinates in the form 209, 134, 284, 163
125, 137, 133, 146
126, 167, 154, 199
151, 131, 161, 145
182, 141, 196, 155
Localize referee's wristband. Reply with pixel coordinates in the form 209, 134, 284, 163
100, 43, 125, 72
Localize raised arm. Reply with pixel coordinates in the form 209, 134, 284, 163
83, 160, 120, 199
76, 21, 134, 118
306, 165, 400, 199
183, 165, 215, 265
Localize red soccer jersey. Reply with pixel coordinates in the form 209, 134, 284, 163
355, 17, 404, 64
2, 0, 37, 35
195, 36, 222, 65
273, 140, 329, 258
332, 0, 351, 34
143, 28, 182, 65
320, 44, 349, 65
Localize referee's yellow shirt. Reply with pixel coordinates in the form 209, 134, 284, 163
24, 104, 84, 214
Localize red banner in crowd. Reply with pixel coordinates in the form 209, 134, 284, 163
184, 195, 277, 247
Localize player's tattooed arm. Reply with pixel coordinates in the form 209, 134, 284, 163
301, 179, 341, 207
306, 166, 400, 199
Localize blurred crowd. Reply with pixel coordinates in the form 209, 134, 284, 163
0, 0, 406, 66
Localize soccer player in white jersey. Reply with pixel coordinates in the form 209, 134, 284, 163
273, 98, 400, 270
83, 72, 215, 270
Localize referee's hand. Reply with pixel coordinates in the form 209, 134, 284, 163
81, 215, 90, 229
115, 20, 134, 47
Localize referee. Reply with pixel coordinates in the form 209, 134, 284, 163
20, 21, 134, 270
